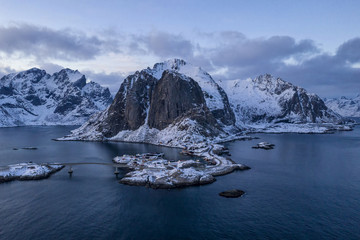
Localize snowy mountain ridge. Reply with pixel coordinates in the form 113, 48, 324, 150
0, 68, 113, 127
144, 59, 236, 126
59, 59, 350, 147
221, 74, 343, 130
325, 95, 360, 118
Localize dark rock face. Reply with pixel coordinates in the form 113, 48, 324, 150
96, 70, 223, 138
149, 59, 236, 127
99, 71, 157, 137
278, 88, 337, 123
210, 84, 236, 126
73, 75, 87, 89
219, 189, 245, 198
54, 94, 83, 114
0, 86, 15, 95
148, 71, 208, 130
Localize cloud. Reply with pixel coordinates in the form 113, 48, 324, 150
336, 38, 360, 64
198, 32, 319, 78
83, 70, 126, 95
276, 38, 360, 97
0, 66, 17, 78
125, 31, 360, 97
0, 24, 120, 61
1, 25, 358, 98
130, 31, 194, 59
37, 62, 65, 74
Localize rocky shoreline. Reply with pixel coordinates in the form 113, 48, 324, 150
0, 163, 64, 183
113, 144, 250, 189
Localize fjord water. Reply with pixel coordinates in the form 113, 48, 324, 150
0, 126, 360, 240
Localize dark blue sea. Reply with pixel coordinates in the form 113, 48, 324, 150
0, 125, 359, 240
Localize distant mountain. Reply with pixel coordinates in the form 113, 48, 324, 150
221, 74, 344, 128
0, 68, 113, 127
60, 59, 348, 146
325, 95, 360, 117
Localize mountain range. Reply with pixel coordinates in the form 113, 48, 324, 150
0, 68, 113, 127
325, 95, 360, 118
221, 74, 343, 128
59, 59, 349, 147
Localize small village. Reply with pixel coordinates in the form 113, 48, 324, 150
112, 143, 250, 188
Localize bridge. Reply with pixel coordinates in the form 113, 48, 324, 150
47, 162, 129, 175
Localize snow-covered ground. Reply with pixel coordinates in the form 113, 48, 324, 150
0, 163, 64, 183
113, 145, 250, 189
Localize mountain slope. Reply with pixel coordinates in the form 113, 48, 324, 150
145, 59, 236, 126
221, 74, 343, 128
60, 60, 239, 146
60, 60, 350, 146
0, 68, 113, 127
325, 95, 360, 117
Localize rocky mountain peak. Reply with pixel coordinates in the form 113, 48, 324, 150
325, 94, 360, 117
15, 68, 48, 84
152, 58, 187, 72
148, 70, 209, 130
60, 60, 350, 146
222, 74, 343, 125
145, 59, 236, 127
0, 68, 113, 127
253, 74, 293, 95
53, 68, 83, 84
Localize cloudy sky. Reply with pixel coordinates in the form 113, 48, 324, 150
0, 0, 359, 98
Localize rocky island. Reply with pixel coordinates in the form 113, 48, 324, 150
113, 145, 250, 189
0, 163, 64, 183
57, 59, 353, 188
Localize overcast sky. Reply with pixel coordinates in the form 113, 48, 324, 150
0, 0, 359, 98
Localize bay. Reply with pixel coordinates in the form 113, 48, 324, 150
0, 125, 359, 240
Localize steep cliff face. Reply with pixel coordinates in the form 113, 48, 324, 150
61, 64, 231, 146
146, 59, 236, 127
148, 71, 212, 130
0, 68, 113, 127
97, 70, 157, 137
221, 74, 343, 127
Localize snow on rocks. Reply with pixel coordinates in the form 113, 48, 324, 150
246, 122, 354, 134
0, 163, 64, 183
220, 74, 346, 131
252, 142, 275, 150
0, 68, 113, 127
325, 95, 360, 118
147, 59, 225, 111
113, 144, 250, 189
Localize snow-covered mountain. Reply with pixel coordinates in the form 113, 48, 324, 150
0, 68, 113, 127
60, 59, 239, 146
60, 59, 349, 146
325, 95, 360, 117
221, 74, 343, 129
146, 59, 236, 127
